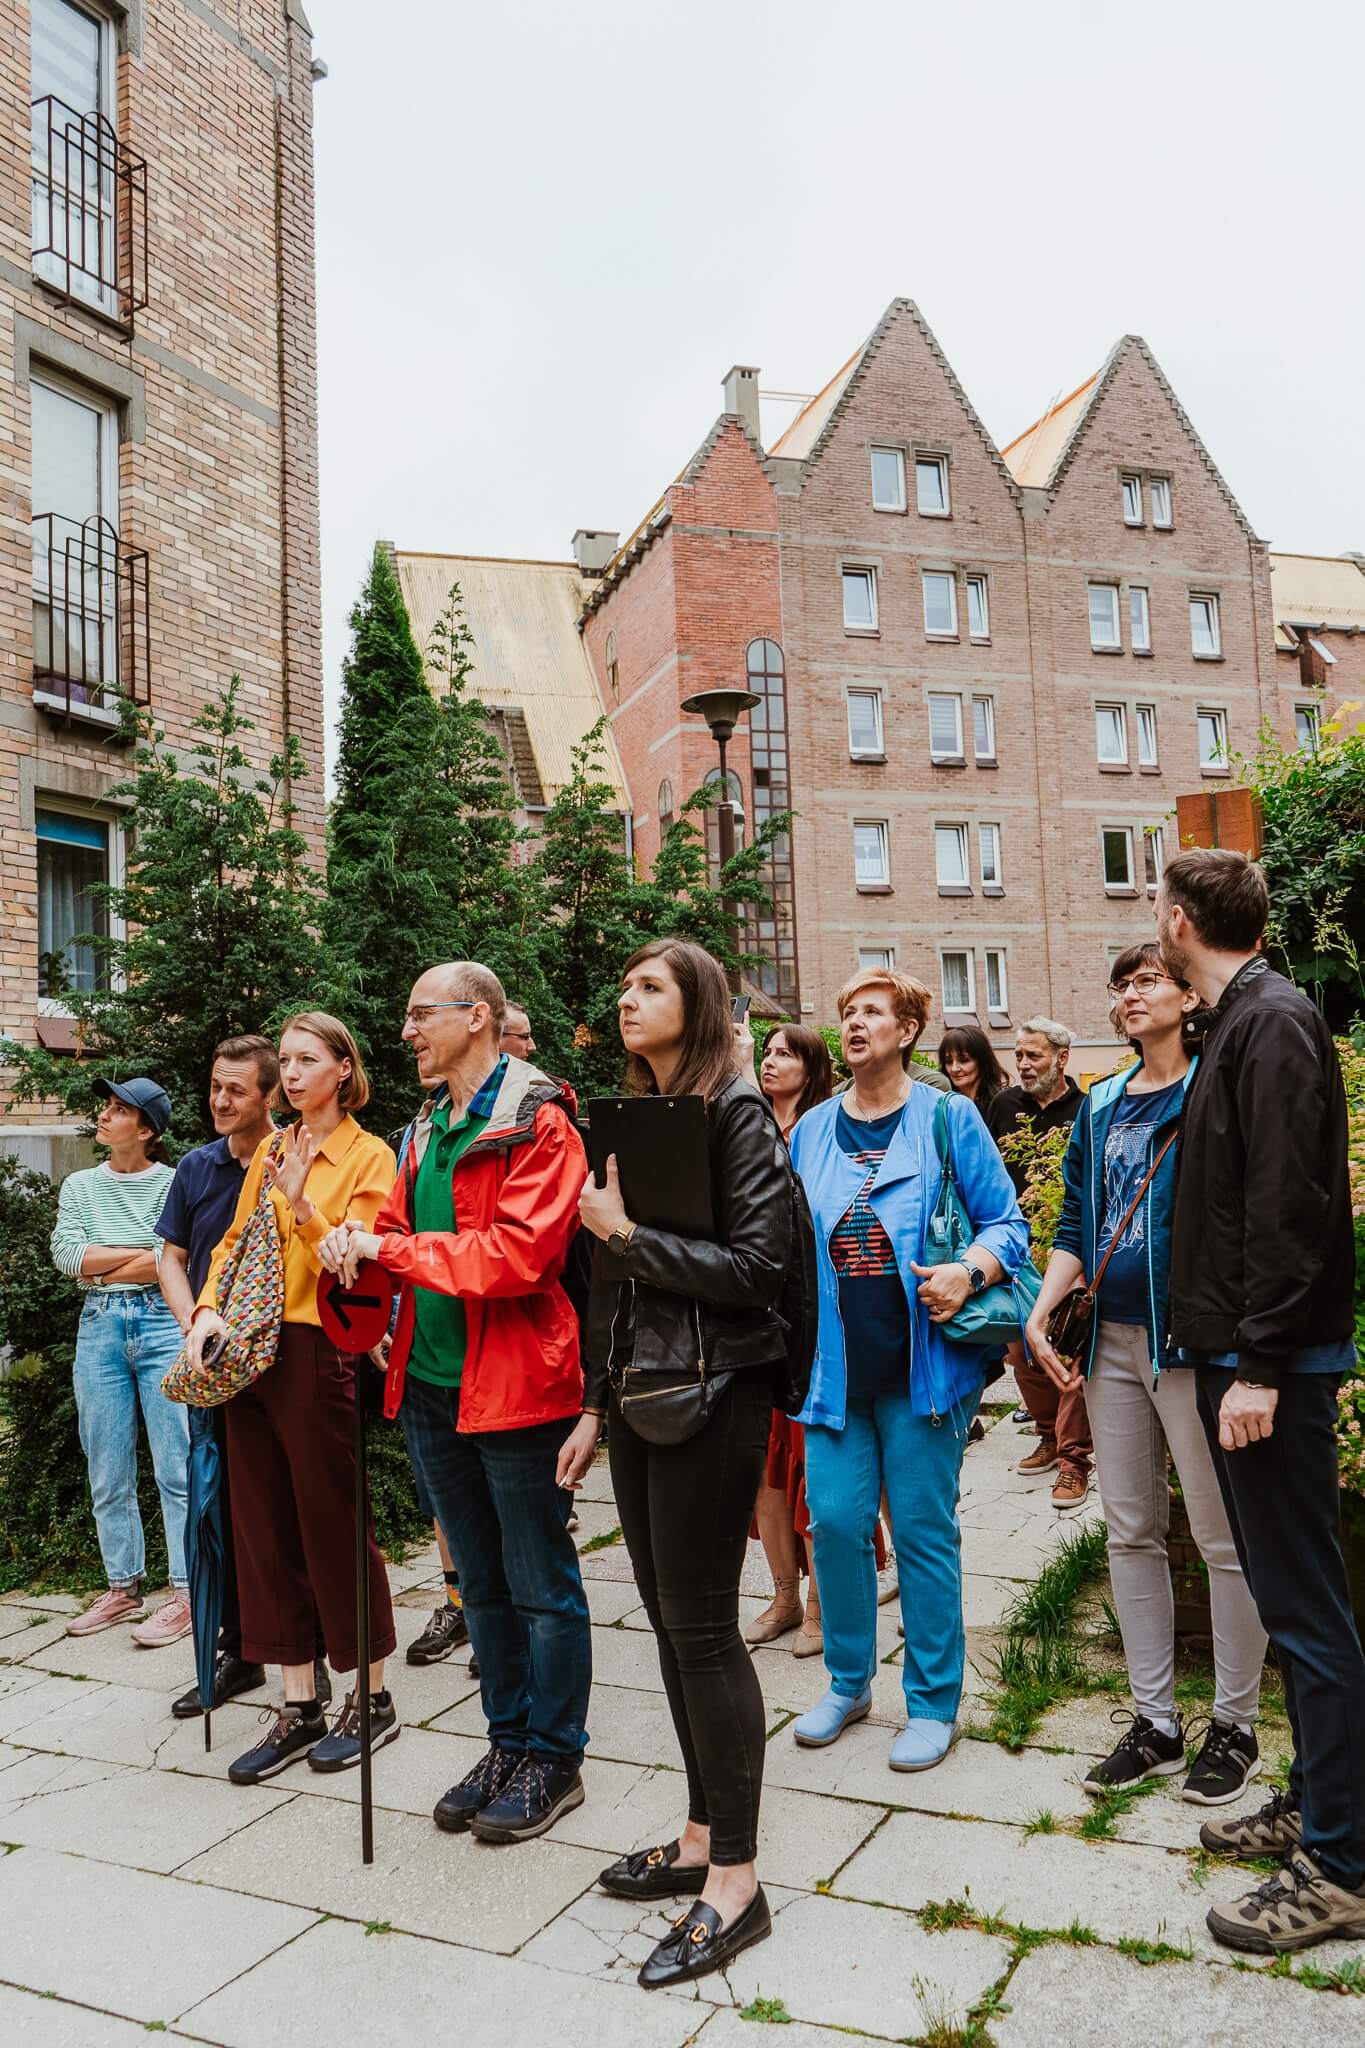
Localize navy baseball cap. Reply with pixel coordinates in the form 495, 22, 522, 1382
93, 1076, 173, 1135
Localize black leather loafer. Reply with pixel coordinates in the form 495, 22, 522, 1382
638, 1887, 771, 1990
598, 1840, 708, 1901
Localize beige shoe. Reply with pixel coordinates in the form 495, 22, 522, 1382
131, 1592, 193, 1648
745, 1579, 801, 1646
1199, 1787, 1302, 1859
1206, 1849, 1365, 1954
1017, 1441, 1059, 1475
66, 1587, 146, 1637
792, 1616, 824, 1659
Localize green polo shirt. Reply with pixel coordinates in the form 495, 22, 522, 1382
405, 1069, 501, 1387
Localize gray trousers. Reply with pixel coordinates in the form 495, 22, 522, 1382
1086, 1321, 1265, 1728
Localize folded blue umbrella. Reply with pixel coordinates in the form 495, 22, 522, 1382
185, 1406, 226, 1752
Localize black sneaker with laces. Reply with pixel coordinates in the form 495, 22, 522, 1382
469, 1751, 585, 1843
307, 1689, 400, 1773
1081, 1710, 1186, 1794
407, 1602, 470, 1666
433, 1743, 524, 1832
1182, 1718, 1260, 1806
171, 1651, 266, 1719
228, 1703, 326, 1784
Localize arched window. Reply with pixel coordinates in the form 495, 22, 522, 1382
657, 778, 674, 832
605, 631, 619, 699
744, 638, 798, 1004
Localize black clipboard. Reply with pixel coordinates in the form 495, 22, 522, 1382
585, 1095, 715, 1239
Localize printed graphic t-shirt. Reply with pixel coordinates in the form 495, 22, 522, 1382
1095, 1079, 1184, 1325
832, 1103, 911, 1403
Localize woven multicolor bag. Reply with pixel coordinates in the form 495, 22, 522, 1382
162, 1135, 286, 1408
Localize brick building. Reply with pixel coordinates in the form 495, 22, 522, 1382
579, 300, 1333, 1067
1266, 551, 1365, 744
1, 0, 324, 1169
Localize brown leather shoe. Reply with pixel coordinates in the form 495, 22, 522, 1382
1052, 1468, 1090, 1510
1017, 1441, 1058, 1475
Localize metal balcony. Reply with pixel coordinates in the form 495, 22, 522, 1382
31, 513, 150, 726
31, 96, 149, 328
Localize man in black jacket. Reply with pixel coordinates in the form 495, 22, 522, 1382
1158, 848, 1365, 1954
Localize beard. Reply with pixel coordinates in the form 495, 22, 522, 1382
1019, 1057, 1062, 1099
1156, 907, 1189, 982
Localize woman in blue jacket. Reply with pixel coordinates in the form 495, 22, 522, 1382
790, 968, 1027, 1772
1026, 942, 1265, 1808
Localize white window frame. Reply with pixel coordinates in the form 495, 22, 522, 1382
1197, 706, 1229, 772
853, 819, 890, 888
1190, 593, 1222, 658
940, 948, 976, 1013
1102, 824, 1135, 891
1088, 582, 1122, 651
1295, 702, 1321, 754
934, 820, 971, 891
34, 795, 125, 1014
1129, 585, 1151, 654
971, 693, 996, 763
915, 453, 951, 517
846, 687, 884, 759
858, 944, 895, 971
869, 445, 907, 514
1095, 701, 1129, 766
1136, 702, 1158, 768
30, 0, 119, 314
984, 946, 1008, 1013
1150, 477, 1173, 529
978, 821, 1002, 889
842, 565, 878, 633
927, 691, 964, 762
922, 569, 958, 638
966, 572, 990, 641
30, 367, 122, 708
1121, 473, 1144, 526
1143, 822, 1165, 893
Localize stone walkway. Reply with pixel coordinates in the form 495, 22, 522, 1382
1, 1405, 1361, 2045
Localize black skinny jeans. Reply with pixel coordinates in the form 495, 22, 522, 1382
609, 1367, 772, 1865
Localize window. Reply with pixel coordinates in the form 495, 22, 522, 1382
1136, 702, 1158, 768
922, 570, 957, 637
1190, 594, 1221, 657
36, 805, 111, 997
941, 949, 975, 1012
1197, 706, 1229, 770
1121, 474, 1143, 525
985, 947, 1008, 1012
934, 821, 970, 890
1129, 586, 1151, 653
605, 631, 619, 698
858, 945, 895, 970
1095, 702, 1128, 765
31, 371, 120, 696
30, 0, 117, 313
1295, 703, 1321, 754
972, 694, 996, 762
927, 692, 964, 761
978, 822, 1002, 888
854, 821, 889, 887
1102, 826, 1135, 890
915, 455, 950, 516
1143, 823, 1165, 891
657, 778, 674, 831
870, 446, 906, 513
1150, 478, 1173, 528
966, 573, 990, 640
744, 637, 798, 1005
842, 566, 878, 631
1088, 583, 1122, 650
847, 688, 884, 758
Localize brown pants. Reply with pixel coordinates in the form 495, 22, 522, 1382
1014, 1351, 1093, 1476
226, 1323, 396, 1671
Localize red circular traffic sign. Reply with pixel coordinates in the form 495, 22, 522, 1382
316, 1259, 395, 1354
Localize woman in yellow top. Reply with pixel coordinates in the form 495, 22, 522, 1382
185, 1011, 398, 1786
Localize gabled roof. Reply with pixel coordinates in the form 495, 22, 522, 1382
768, 349, 864, 459
394, 550, 629, 807
999, 376, 1098, 487
1269, 552, 1365, 651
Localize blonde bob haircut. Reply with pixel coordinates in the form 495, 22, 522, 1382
277, 1010, 371, 1111
835, 968, 933, 1071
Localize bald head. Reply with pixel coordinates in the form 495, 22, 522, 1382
422, 961, 507, 1035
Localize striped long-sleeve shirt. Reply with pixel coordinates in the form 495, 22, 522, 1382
51, 1161, 176, 1290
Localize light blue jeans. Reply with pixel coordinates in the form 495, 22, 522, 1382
72, 1290, 189, 1589
805, 1386, 980, 1721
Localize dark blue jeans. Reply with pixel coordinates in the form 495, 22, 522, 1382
1196, 1368, 1365, 1889
398, 1374, 591, 1761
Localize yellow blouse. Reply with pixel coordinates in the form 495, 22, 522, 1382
199, 1115, 397, 1328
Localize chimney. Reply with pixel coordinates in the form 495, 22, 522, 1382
722, 365, 762, 446
572, 529, 620, 576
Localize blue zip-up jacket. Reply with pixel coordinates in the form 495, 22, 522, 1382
790, 1084, 1028, 1429
1052, 1056, 1196, 1377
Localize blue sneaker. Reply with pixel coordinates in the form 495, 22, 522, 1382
888, 1718, 958, 1772
793, 1687, 872, 1748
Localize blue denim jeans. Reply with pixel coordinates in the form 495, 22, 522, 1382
805, 1385, 980, 1721
72, 1290, 189, 1589
398, 1374, 591, 1760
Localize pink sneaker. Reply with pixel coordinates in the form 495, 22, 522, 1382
67, 1587, 146, 1637
131, 1592, 193, 1648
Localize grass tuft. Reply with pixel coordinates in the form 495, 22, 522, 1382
1022, 1808, 1057, 1838
983, 1523, 1110, 1749
1117, 1935, 1195, 1965
1077, 1777, 1159, 1841
578, 1523, 623, 1554
738, 1994, 792, 2023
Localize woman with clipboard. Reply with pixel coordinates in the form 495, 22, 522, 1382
560, 940, 793, 1991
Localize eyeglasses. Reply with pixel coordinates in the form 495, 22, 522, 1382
503, 1027, 532, 1041
1107, 971, 1174, 1001
404, 1001, 477, 1027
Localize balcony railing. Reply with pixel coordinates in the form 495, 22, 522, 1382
32, 513, 150, 722
31, 96, 148, 327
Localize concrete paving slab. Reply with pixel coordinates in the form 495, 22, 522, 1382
0, 1671, 106, 1741
517, 1878, 804, 2008
584, 1622, 669, 1692
1029, 1693, 1134, 1757
961, 1572, 1029, 1627
0, 1845, 315, 2022
0, 1746, 291, 1873
572, 1498, 627, 1545
763, 1719, 1092, 1823
257, 1721, 467, 1819
0, 1984, 152, 2046
4, 1676, 182, 1766
0, 1590, 83, 1613
585, 1578, 645, 1626
19, 1619, 197, 1693
693, 2014, 867, 2048
575, 1450, 618, 1504
429, 1679, 786, 1773
182, 1910, 696, 2048
0, 1605, 73, 1652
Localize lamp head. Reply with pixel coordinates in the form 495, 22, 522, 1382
679, 687, 761, 745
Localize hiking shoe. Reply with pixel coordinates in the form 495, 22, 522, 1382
469, 1752, 585, 1843
1082, 1711, 1186, 1795
406, 1602, 469, 1665
172, 1652, 266, 1718
434, 1744, 525, 1833
1052, 1468, 1089, 1510
66, 1587, 145, 1637
1183, 1719, 1260, 1806
307, 1689, 400, 1772
1018, 1441, 1059, 1475
131, 1592, 193, 1648
1198, 1785, 1302, 1858
1205, 1850, 1365, 1954
228, 1703, 326, 1784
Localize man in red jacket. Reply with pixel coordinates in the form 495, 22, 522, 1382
320, 961, 591, 1845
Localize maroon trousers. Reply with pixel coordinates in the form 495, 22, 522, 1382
226, 1323, 396, 1671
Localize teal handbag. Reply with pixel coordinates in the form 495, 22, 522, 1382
923, 1096, 1043, 1344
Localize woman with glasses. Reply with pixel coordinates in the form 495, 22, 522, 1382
1026, 944, 1266, 1808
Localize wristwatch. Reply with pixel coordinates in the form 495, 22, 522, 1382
607, 1223, 636, 1260
961, 1259, 987, 1296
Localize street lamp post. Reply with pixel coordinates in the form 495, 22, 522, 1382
680, 687, 760, 995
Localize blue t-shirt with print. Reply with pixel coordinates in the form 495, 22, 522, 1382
1095, 1080, 1183, 1326
832, 1103, 910, 1403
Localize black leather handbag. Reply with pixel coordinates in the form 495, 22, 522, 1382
613, 1364, 736, 1445
1045, 1129, 1178, 1367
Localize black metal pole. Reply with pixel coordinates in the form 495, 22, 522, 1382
715, 730, 741, 995
354, 1367, 373, 1865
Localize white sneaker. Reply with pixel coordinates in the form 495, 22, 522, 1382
876, 1554, 899, 1606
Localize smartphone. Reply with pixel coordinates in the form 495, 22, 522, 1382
201, 1330, 228, 1368
732, 994, 752, 1022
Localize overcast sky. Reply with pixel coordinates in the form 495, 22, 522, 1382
311, 0, 1361, 777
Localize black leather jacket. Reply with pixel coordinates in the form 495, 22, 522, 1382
583, 1077, 793, 1410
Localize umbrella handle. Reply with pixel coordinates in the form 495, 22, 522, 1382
355, 1361, 373, 1865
